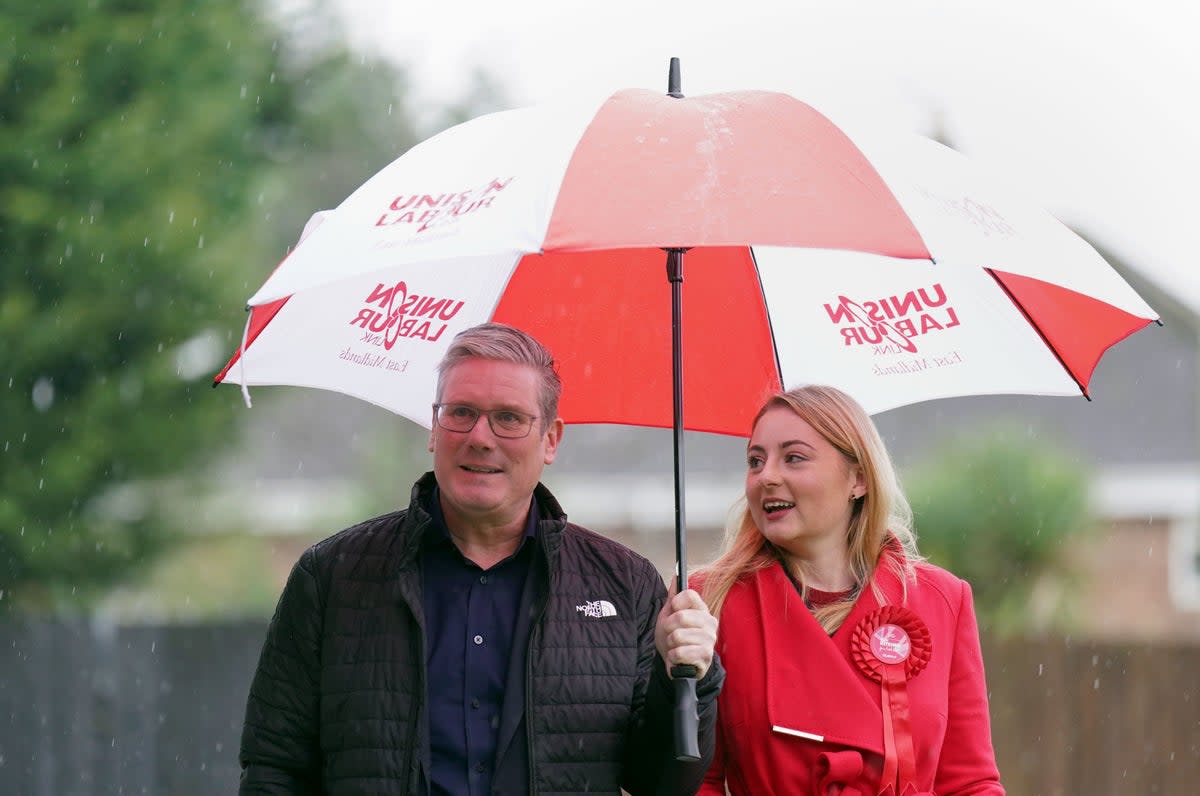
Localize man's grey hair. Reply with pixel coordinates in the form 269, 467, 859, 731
435, 322, 563, 426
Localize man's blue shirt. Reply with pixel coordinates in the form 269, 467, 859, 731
422, 490, 536, 796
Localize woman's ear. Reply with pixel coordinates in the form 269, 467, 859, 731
851, 466, 867, 500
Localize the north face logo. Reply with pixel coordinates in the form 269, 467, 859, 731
576, 600, 617, 618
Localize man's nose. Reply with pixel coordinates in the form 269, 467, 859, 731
465, 413, 497, 445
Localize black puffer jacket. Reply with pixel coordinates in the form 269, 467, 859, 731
239, 473, 723, 795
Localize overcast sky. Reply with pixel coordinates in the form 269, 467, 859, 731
335, 0, 1199, 315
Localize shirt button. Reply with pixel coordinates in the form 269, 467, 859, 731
473, 634, 484, 645
475, 762, 486, 773
479, 574, 488, 584
471, 698, 480, 709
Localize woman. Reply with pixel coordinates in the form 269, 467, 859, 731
697, 386, 1004, 795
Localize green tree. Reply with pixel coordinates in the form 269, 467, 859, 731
0, 1, 422, 611
903, 426, 1092, 636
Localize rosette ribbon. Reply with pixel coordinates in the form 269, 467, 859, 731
850, 606, 932, 796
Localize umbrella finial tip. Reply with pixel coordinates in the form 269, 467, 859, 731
667, 57, 683, 98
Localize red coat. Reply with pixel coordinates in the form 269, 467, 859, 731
700, 559, 1004, 795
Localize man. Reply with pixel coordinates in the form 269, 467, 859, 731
239, 322, 723, 795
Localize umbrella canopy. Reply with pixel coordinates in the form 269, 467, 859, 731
217, 87, 1156, 434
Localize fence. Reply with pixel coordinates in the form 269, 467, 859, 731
1, 620, 263, 795
1, 621, 1196, 794
984, 637, 1198, 795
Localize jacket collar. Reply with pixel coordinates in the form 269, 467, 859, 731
393, 472, 568, 572
757, 560, 911, 755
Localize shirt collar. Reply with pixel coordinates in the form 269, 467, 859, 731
423, 485, 539, 550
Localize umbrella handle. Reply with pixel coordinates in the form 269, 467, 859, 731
671, 663, 701, 761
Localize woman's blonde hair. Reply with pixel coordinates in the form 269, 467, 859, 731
698, 385, 921, 633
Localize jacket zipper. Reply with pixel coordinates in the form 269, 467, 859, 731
526, 561, 552, 795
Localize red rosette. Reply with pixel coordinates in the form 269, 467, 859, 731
850, 605, 932, 683
849, 606, 932, 796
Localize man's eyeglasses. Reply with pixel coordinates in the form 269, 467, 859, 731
432, 403, 539, 439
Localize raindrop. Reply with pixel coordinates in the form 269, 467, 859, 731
197, 235, 205, 249
32, 377, 54, 411
240, 85, 247, 99
168, 210, 175, 223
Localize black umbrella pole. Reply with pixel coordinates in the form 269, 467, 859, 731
666, 246, 700, 762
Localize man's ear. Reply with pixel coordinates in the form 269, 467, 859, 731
542, 418, 565, 465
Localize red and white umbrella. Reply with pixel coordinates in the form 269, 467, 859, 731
217, 64, 1157, 759
217, 85, 1155, 434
